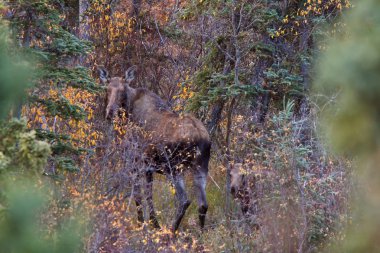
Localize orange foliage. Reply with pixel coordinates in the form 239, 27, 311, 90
23, 86, 103, 149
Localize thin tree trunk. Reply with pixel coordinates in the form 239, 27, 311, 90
297, 26, 312, 144
251, 33, 273, 125
131, 0, 141, 17
79, 0, 89, 40
225, 98, 236, 216
225, 0, 242, 216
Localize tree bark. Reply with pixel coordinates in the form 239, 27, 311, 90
131, 0, 141, 17
79, 0, 89, 40
251, 56, 272, 125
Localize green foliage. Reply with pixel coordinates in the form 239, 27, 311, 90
0, 119, 50, 173
190, 70, 258, 109
10, 1, 92, 56
316, 0, 380, 156
161, 23, 184, 40
56, 156, 80, 173
49, 28, 92, 56
35, 129, 86, 156
0, 181, 83, 253
0, 22, 30, 119
182, 0, 313, 116
30, 95, 86, 120
315, 0, 380, 252
0, 183, 49, 253
35, 129, 85, 174
44, 66, 102, 93
264, 65, 304, 96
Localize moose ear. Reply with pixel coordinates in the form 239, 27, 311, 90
125, 65, 137, 83
97, 66, 109, 84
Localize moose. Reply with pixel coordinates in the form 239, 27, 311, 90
98, 66, 211, 232
230, 163, 258, 216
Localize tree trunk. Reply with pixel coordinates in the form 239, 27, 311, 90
224, 98, 236, 216
63, 0, 79, 33
79, 0, 89, 40
251, 56, 272, 125
131, 0, 141, 17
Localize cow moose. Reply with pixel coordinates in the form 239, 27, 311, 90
98, 66, 211, 232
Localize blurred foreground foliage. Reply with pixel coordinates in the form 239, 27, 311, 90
0, 182, 83, 253
315, 0, 380, 252
0, 14, 49, 175
0, 119, 50, 172
0, 20, 29, 120
0, 16, 84, 253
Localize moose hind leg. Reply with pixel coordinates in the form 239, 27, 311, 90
134, 182, 144, 224
146, 171, 160, 228
194, 170, 208, 229
172, 174, 191, 232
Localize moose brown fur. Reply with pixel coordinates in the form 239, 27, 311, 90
230, 163, 258, 216
99, 66, 211, 232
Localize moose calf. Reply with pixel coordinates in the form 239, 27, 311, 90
230, 163, 258, 217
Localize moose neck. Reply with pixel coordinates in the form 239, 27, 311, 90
125, 88, 172, 131
124, 85, 137, 113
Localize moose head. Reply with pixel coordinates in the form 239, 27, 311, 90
98, 66, 137, 120
230, 163, 245, 195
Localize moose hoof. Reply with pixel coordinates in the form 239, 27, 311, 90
150, 217, 161, 229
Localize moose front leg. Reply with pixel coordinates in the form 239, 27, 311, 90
194, 170, 208, 229
146, 171, 160, 228
172, 174, 191, 232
